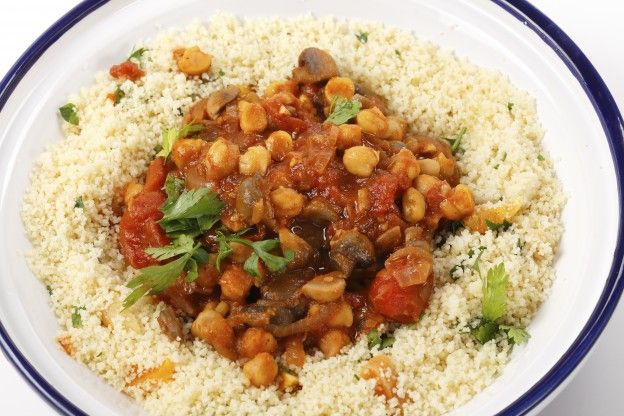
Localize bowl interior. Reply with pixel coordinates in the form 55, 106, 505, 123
0, 0, 618, 415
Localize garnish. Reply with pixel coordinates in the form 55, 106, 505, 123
502, 152, 507, 162
59, 103, 79, 126
71, 306, 86, 328
156, 123, 204, 158
394, 49, 401, 57
444, 127, 467, 154
128, 47, 147, 62
324, 96, 362, 125
218, 69, 225, 77
111, 85, 125, 105
158, 178, 224, 237
215, 230, 294, 280
123, 239, 207, 309
469, 262, 529, 345
355, 31, 369, 44
537, 154, 545, 161
367, 328, 395, 350
46, 285, 53, 295
449, 264, 464, 279
74, 196, 84, 209
507, 102, 514, 112
485, 219, 512, 234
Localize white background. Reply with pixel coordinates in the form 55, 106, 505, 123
1, 1, 622, 415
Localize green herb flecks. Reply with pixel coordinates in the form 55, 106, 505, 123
394, 49, 401, 57
218, 69, 225, 77
538, 154, 545, 161
128, 47, 147, 62
71, 306, 86, 328
215, 230, 294, 282
111, 85, 125, 105
156, 123, 204, 158
444, 127, 467, 154
46, 285, 53, 295
507, 102, 514, 112
324, 96, 362, 125
74, 196, 84, 209
367, 328, 395, 350
485, 219, 512, 234
355, 31, 369, 44
59, 103, 79, 125
449, 264, 464, 280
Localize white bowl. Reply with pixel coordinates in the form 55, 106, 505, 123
0, 1, 622, 415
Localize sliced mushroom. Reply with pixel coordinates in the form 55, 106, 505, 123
266, 302, 341, 338
278, 228, 314, 270
157, 305, 184, 342
374, 226, 403, 255
330, 229, 376, 268
206, 85, 240, 119
300, 197, 339, 224
236, 176, 264, 224
330, 252, 355, 277
301, 272, 346, 303
292, 47, 338, 84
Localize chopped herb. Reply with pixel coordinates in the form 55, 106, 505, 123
123, 241, 206, 309
502, 152, 507, 161
355, 31, 369, 44
158, 181, 224, 237
494, 164, 499, 170
394, 49, 401, 57
59, 103, 79, 125
218, 69, 225, 77
449, 264, 464, 279
470, 246, 486, 274
215, 230, 294, 281
156, 123, 204, 158
354, 374, 360, 381
366, 328, 395, 350
128, 47, 147, 62
507, 102, 514, 112
537, 154, 545, 161
71, 306, 86, 328
517, 238, 525, 250
447, 220, 464, 234
470, 319, 499, 344
46, 285, 53, 295
111, 85, 125, 105
96, 352, 103, 357
279, 365, 297, 376
485, 219, 512, 234
324, 96, 362, 125
444, 127, 467, 154
74, 196, 84, 209
467, 248, 475, 258
500, 325, 530, 344
176, 107, 183, 117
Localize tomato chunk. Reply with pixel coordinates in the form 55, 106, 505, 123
369, 269, 432, 323
109, 61, 145, 81
143, 158, 167, 192
119, 191, 169, 268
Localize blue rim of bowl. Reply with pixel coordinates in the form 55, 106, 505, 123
0, 0, 623, 415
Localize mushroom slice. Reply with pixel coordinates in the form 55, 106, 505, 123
292, 47, 338, 84
278, 228, 314, 270
330, 229, 376, 268
206, 85, 240, 119
300, 197, 339, 224
374, 226, 403, 255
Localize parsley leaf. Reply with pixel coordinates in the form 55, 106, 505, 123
500, 325, 530, 344
145, 234, 195, 261
482, 263, 508, 322
538, 154, 545, 161
485, 219, 512, 234
156, 123, 204, 158
355, 31, 369, 43
46, 285, 53, 295
111, 85, 125, 105
444, 127, 467, 154
59, 103, 79, 125
507, 102, 514, 112
367, 328, 395, 350
470, 319, 499, 344
215, 231, 294, 281
449, 264, 464, 279
74, 196, 84, 209
128, 47, 147, 62
324, 96, 362, 125
158, 182, 224, 237
394, 49, 401, 57
71, 306, 86, 328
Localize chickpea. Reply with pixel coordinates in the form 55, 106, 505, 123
343, 146, 379, 177
238, 101, 268, 134
238, 328, 278, 359
324, 77, 355, 101
270, 187, 305, 218
283, 335, 306, 368
214, 301, 230, 316
301, 272, 346, 303
388, 149, 420, 181
264, 80, 297, 97
191, 308, 236, 360
418, 158, 441, 177
327, 301, 354, 327
124, 182, 143, 208
435, 153, 456, 179
266, 130, 293, 161
171, 138, 206, 170
336, 124, 362, 150
239, 146, 271, 176
318, 329, 351, 357
384, 116, 408, 140
414, 174, 439, 195
356, 108, 388, 137
361, 355, 397, 399
277, 371, 300, 392
176, 46, 212, 76
402, 187, 426, 224
219, 266, 253, 302
440, 184, 475, 220
242, 352, 278, 387
205, 138, 240, 178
